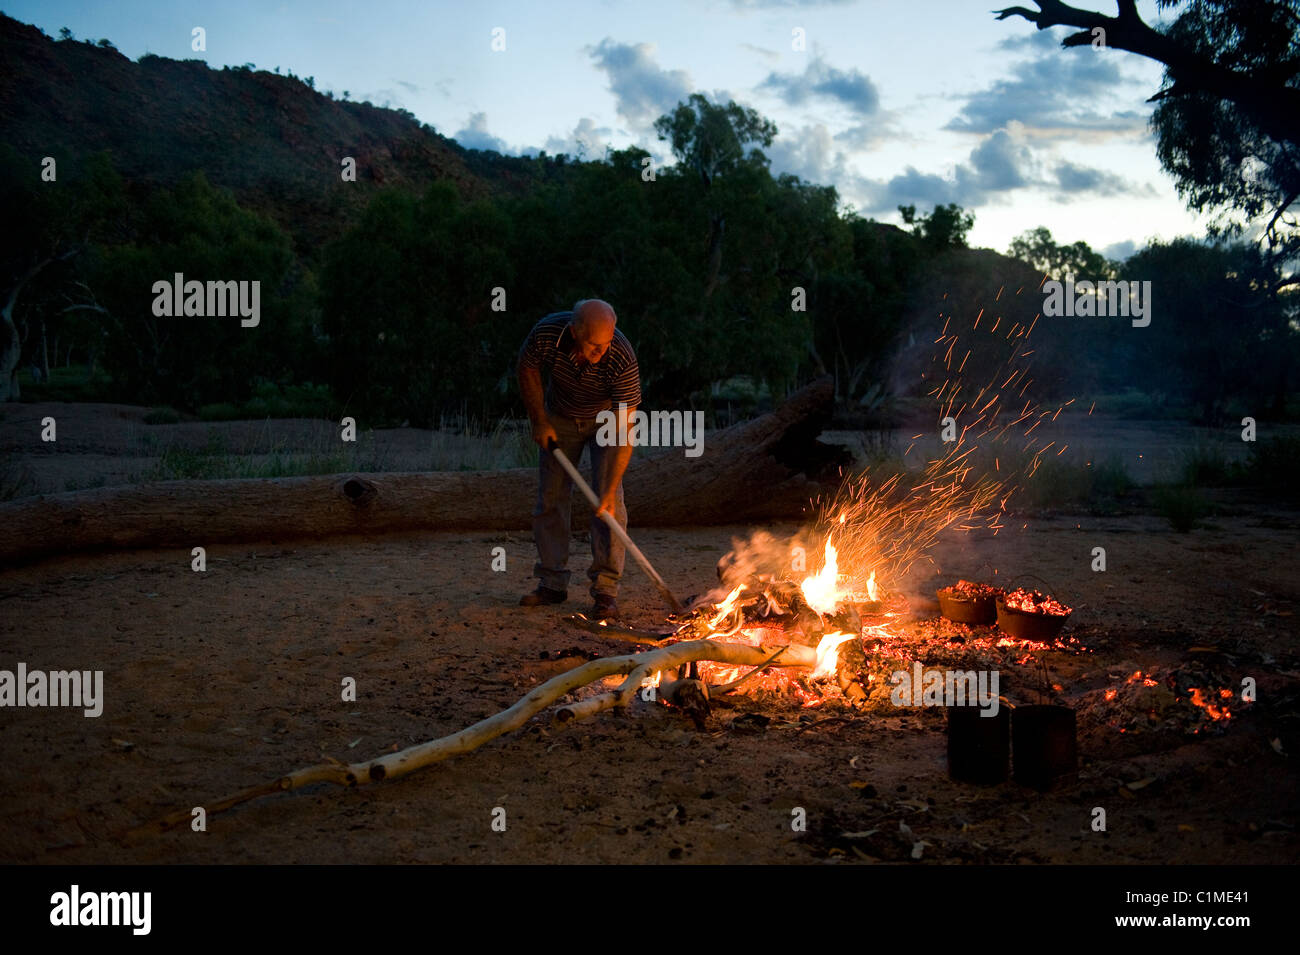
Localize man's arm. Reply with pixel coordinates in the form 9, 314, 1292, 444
596, 402, 635, 518
517, 361, 557, 450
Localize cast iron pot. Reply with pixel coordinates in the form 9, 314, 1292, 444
938, 589, 998, 625
1012, 704, 1078, 789
947, 704, 1010, 784
995, 599, 1070, 641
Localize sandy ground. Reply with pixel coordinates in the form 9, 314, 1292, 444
2, 496, 1298, 864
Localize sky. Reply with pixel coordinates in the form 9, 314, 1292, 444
5, 0, 1213, 260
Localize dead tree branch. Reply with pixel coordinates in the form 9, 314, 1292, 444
993, 1, 1300, 151
130, 639, 819, 837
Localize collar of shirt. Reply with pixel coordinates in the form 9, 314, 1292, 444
558, 320, 599, 373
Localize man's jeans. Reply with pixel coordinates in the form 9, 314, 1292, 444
532, 411, 627, 598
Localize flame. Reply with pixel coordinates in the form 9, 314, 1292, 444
811, 631, 855, 679
708, 584, 746, 629
866, 570, 878, 602
801, 538, 840, 615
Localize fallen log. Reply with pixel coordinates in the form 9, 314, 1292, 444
129, 638, 819, 837
1, 377, 846, 565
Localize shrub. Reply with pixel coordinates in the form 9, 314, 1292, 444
1154, 486, 1207, 532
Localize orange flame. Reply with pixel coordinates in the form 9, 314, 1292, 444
801, 538, 841, 615
811, 631, 855, 679
708, 584, 746, 629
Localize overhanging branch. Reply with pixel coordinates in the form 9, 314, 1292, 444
993, 1, 1300, 151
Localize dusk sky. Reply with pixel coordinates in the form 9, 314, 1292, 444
6, 0, 1211, 259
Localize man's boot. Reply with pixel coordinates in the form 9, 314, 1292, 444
520, 586, 567, 607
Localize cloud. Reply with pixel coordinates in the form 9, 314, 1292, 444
356, 88, 405, 109
1051, 160, 1156, 199
995, 27, 1071, 54
1101, 239, 1138, 261
832, 122, 894, 151
395, 80, 423, 95
946, 30, 1150, 140
453, 112, 510, 153
760, 56, 881, 117
730, 0, 854, 8
853, 128, 1038, 213
741, 42, 779, 62
768, 123, 849, 184
965, 129, 1032, 191
538, 117, 615, 160
587, 39, 692, 128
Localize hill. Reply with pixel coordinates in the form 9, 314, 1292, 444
0, 14, 548, 252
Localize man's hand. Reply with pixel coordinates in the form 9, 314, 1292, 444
595, 486, 618, 519
532, 418, 558, 451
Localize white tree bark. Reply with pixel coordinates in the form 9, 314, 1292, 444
131, 639, 819, 837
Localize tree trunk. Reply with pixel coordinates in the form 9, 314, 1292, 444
0, 323, 18, 401
2, 249, 80, 401
0, 377, 848, 565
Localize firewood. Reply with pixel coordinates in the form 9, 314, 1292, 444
129, 638, 818, 837
562, 613, 671, 646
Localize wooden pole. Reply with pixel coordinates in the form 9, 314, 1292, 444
549, 441, 684, 614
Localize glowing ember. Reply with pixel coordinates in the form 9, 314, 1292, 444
941, 579, 1002, 601
801, 538, 841, 615
1002, 588, 1071, 616
811, 631, 855, 679
1188, 687, 1232, 721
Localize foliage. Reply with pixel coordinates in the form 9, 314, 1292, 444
1123, 237, 1291, 420
1150, 0, 1300, 267
89, 171, 310, 410
1154, 485, 1208, 532
1245, 434, 1300, 493
653, 94, 777, 187
1007, 226, 1116, 278
898, 203, 975, 252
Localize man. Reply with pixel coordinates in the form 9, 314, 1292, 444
516, 299, 640, 620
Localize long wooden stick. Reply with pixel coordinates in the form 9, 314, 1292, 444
562, 612, 672, 645
130, 639, 816, 836
548, 442, 684, 614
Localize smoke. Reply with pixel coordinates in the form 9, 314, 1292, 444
713, 528, 822, 593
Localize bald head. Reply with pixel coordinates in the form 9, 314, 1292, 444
570, 299, 617, 365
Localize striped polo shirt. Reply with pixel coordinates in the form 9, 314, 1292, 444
518, 311, 642, 417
